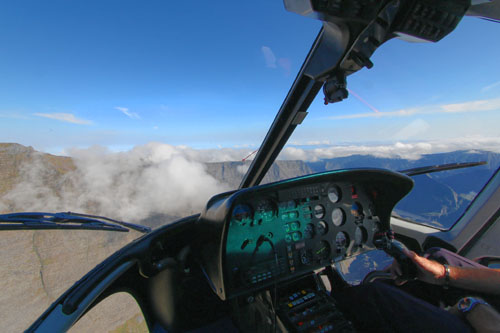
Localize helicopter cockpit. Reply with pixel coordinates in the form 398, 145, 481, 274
24, 0, 500, 332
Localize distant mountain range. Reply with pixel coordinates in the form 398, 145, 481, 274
205, 150, 500, 229
2, 143, 499, 229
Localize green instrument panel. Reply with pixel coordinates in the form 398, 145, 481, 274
198, 169, 413, 300
224, 181, 381, 293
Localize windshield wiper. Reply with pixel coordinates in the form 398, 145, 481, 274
0, 211, 151, 233
399, 161, 487, 177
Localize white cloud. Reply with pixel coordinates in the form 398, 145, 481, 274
261, 46, 276, 68
327, 98, 500, 120
0, 143, 231, 222
481, 80, 500, 93
115, 107, 140, 119
441, 99, 500, 113
279, 137, 500, 161
33, 112, 92, 125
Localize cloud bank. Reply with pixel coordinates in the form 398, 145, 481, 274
2, 138, 499, 223
0, 143, 231, 222
280, 137, 500, 161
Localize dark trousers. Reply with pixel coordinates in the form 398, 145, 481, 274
333, 248, 484, 332
335, 281, 472, 332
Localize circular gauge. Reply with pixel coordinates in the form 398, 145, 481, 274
314, 204, 325, 219
314, 240, 331, 260
355, 226, 368, 246
255, 199, 276, 223
232, 204, 253, 225
351, 202, 364, 219
304, 223, 315, 239
331, 208, 345, 227
328, 186, 341, 203
335, 232, 349, 249
292, 231, 302, 242
317, 221, 328, 235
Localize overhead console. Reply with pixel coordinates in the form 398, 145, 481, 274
197, 169, 413, 300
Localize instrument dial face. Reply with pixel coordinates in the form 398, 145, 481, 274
231, 204, 253, 225
317, 221, 328, 235
331, 208, 345, 227
315, 240, 331, 260
335, 232, 349, 249
314, 204, 325, 219
328, 186, 341, 203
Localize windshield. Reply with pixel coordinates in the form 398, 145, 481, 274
272, 16, 500, 230
0, 1, 499, 331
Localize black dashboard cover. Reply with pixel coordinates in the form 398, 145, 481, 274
196, 168, 413, 300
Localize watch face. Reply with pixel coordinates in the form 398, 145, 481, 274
458, 297, 472, 312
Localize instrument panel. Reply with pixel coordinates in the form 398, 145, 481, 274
198, 169, 413, 300
225, 181, 381, 288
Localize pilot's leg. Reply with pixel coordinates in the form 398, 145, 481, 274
333, 281, 472, 333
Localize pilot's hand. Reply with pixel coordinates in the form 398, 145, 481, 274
385, 258, 407, 285
387, 249, 446, 286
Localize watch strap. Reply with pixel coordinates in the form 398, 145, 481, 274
443, 264, 450, 289
458, 297, 489, 313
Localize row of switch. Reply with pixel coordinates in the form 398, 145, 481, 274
287, 291, 316, 308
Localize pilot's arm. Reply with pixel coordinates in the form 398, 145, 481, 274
396, 250, 500, 295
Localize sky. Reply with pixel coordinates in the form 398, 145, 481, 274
0, 0, 499, 157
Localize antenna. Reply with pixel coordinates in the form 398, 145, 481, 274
242, 150, 258, 162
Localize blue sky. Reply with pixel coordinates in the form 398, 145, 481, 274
0, 1, 499, 155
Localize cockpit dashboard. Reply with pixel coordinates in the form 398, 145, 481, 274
198, 168, 413, 301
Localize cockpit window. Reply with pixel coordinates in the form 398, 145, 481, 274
269, 16, 500, 231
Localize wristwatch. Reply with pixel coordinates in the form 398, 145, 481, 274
457, 297, 489, 314
442, 264, 450, 289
